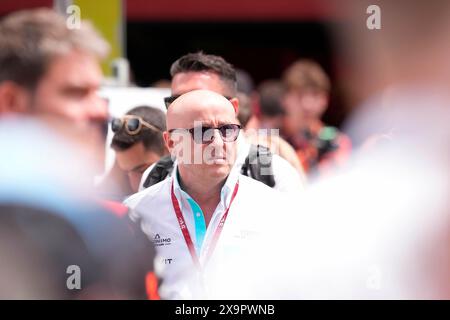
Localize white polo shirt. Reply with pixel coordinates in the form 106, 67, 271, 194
125, 163, 288, 299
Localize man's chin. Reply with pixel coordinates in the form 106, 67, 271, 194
203, 163, 231, 179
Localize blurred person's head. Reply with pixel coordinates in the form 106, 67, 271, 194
152, 79, 171, 89
256, 80, 286, 130
336, 0, 450, 106
164, 90, 239, 187
236, 92, 252, 128
282, 59, 330, 135
236, 69, 255, 97
168, 52, 239, 113
111, 106, 167, 192
0, 9, 109, 153
332, 1, 450, 297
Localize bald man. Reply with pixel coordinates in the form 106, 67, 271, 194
125, 90, 287, 299
139, 52, 306, 193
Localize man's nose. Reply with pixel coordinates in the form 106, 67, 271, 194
86, 94, 108, 122
210, 129, 225, 146
208, 129, 227, 159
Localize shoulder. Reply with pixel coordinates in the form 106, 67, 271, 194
138, 162, 157, 191
238, 174, 294, 204
237, 174, 281, 197
124, 178, 170, 210
270, 154, 307, 191
233, 175, 294, 227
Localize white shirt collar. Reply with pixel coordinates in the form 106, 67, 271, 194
172, 162, 240, 212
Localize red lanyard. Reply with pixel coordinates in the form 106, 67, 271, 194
170, 179, 239, 271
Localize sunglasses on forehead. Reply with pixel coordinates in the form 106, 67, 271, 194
164, 94, 233, 109
111, 115, 162, 135
168, 123, 241, 144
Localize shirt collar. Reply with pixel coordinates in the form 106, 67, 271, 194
172, 163, 240, 211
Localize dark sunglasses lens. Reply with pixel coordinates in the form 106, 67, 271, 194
111, 118, 122, 132
189, 127, 213, 144
201, 127, 215, 143
219, 124, 240, 141
126, 118, 140, 132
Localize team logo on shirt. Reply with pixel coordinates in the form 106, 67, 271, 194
153, 233, 172, 247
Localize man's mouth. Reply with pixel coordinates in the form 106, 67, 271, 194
207, 156, 228, 164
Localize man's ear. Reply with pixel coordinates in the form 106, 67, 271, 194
229, 97, 239, 115
163, 131, 173, 153
0, 81, 31, 114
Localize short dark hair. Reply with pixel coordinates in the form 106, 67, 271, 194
111, 106, 167, 155
237, 93, 252, 127
236, 69, 255, 96
0, 9, 108, 90
170, 52, 237, 96
257, 80, 286, 117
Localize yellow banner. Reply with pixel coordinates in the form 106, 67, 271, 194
73, 0, 124, 76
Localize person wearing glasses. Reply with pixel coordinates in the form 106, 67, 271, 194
140, 52, 305, 194
125, 90, 286, 299
110, 106, 168, 193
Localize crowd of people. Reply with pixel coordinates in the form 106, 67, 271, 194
0, 4, 449, 299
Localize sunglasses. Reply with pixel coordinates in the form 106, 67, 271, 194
111, 115, 162, 135
164, 94, 233, 109
168, 124, 241, 144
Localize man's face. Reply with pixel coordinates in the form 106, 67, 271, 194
282, 89, 328, 135
166, 91, 238, 184
115, 142, 161, 192
31, 49, 108, 140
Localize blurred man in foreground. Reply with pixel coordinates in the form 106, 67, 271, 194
208, 0, 450, 299
0, 9, 157, 299
0, 9, 110, 169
